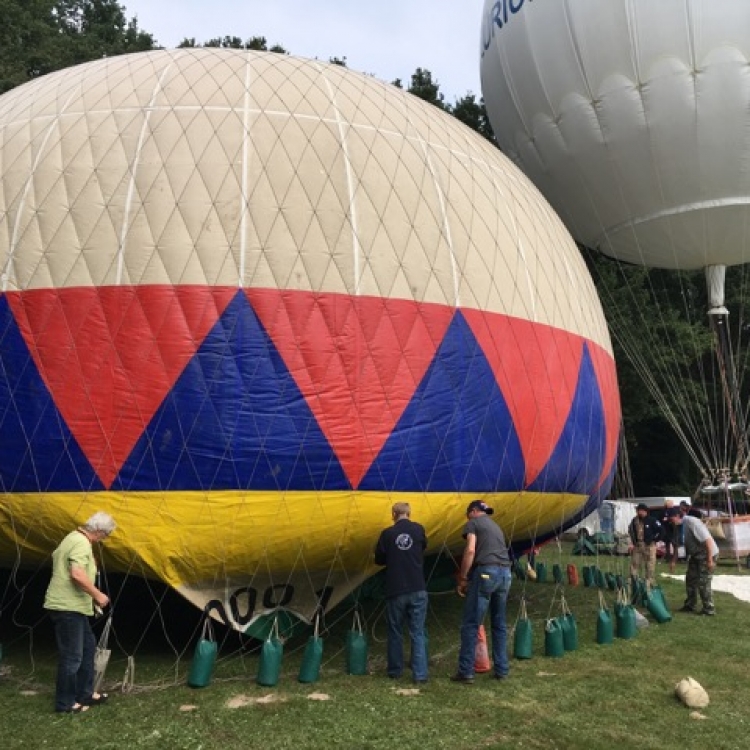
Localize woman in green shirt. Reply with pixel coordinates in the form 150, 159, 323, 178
44, 512, 116, 713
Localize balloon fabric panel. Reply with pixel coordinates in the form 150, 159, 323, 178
528, 345, 607, 495
1, 287, 614, 498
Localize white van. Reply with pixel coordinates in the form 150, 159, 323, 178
565, 499, 637, 539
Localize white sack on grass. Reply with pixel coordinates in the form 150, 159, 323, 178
675, 677, 709, 709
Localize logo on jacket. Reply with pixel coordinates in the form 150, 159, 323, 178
396, 533, 413, 550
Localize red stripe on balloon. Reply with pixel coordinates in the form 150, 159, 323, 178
7, 286, 236, 488
248, 289, 454, 488
463, 310, 583, 486
587, 342, 621, 488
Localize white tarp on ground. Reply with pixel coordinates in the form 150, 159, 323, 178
662, 574, 750, 604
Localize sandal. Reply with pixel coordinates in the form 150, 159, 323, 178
56, 703, 90, 714
85, 692, 109, 706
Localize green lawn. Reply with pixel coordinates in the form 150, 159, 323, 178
1, 546, 749, 750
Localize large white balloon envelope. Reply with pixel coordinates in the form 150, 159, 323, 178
480, 0, 750, 272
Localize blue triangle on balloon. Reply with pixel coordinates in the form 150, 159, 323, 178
360, 310, 525, 492
117, 290, 349, 491
529, 343, 607, 495
0, 295, 103, 493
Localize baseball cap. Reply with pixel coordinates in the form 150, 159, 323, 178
466, 500, 494, 516
636, 502, 649, 511
666, 507, 681, 519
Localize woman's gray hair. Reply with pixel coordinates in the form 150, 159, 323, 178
82, 511, 116, 537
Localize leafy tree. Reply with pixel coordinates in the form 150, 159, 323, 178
0, 0, 154, 94
177, 35, 286, 53
451, 92, 496, 144
204, 36, 245, 49
407, 67, 446, 110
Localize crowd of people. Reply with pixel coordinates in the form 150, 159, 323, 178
44, 497, 720, 711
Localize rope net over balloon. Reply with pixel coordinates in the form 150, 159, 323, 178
0, 48, 620, 687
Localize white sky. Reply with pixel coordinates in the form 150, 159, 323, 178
120, 0, 487, 103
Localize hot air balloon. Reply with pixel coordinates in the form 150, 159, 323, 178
0, 48, 619, 630
481, 0, 750, 511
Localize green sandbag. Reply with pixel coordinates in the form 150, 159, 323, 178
298, 617, 324, 683
514, 560, 527, 581
596, 608, 614, 645
631, 577, 647, 606
535, 562, 547, 583
605, 572, 617, 591
544, 618, 564, 658
596, 592, 613, 645
552, 563, 563, 584
187, 617, 217, 688
645, 588, 672, 624
594, 568, 606, 589
346, 612, 368, 675
298, 636, 323, 683
616, 604, 637, 639
257, 634, 284, 686
560, 613, 578, 652
651, 585, 671, 613
513, 599, 533, 659
582, 566, 594, 587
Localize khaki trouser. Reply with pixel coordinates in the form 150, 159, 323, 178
630, 543, 656, 585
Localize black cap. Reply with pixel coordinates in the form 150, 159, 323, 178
666, 507, 681, 519
466, 500, 494, 516
636, 502, 649, 511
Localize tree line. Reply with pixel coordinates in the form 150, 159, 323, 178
3, 0, 734, 497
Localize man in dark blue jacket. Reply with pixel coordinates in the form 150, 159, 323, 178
628, 502, 662, 585
374, 502, 428, 683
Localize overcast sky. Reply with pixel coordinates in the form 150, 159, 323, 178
121, 0, 487, 103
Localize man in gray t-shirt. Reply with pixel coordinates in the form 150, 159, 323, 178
451, 500, 512, 683
668, 509, 718, 616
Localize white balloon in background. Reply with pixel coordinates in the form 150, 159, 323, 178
480, 0, 750, 272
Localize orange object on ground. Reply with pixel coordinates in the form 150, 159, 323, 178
567, 563, 579, 586
474, 624, 491, 672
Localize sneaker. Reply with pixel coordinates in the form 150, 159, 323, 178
492, 673, 509, 680
449, 673, 474, 684
678, 606, 696, 613
413, 679, 428, 685
699, 610, 715, 616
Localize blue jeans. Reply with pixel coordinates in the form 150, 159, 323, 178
49, 611, 96, 711
457, 565, 511, 677
385, 590, 428, 681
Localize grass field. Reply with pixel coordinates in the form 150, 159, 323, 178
1, 544, 750, 750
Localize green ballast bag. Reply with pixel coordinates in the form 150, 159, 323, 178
257, 619, 284, 687
582, 566, 594, 587
596, 591, 613, 645
513, 598, 533, 660
645, 586, 672, 624
544, 618, 564, 658
560, 597, 578, 652
187, 616, 218, 688
615, 589, 637, 640
346, 611, 368, 675
298, 616, 324, 684
552, 563, 563, 584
